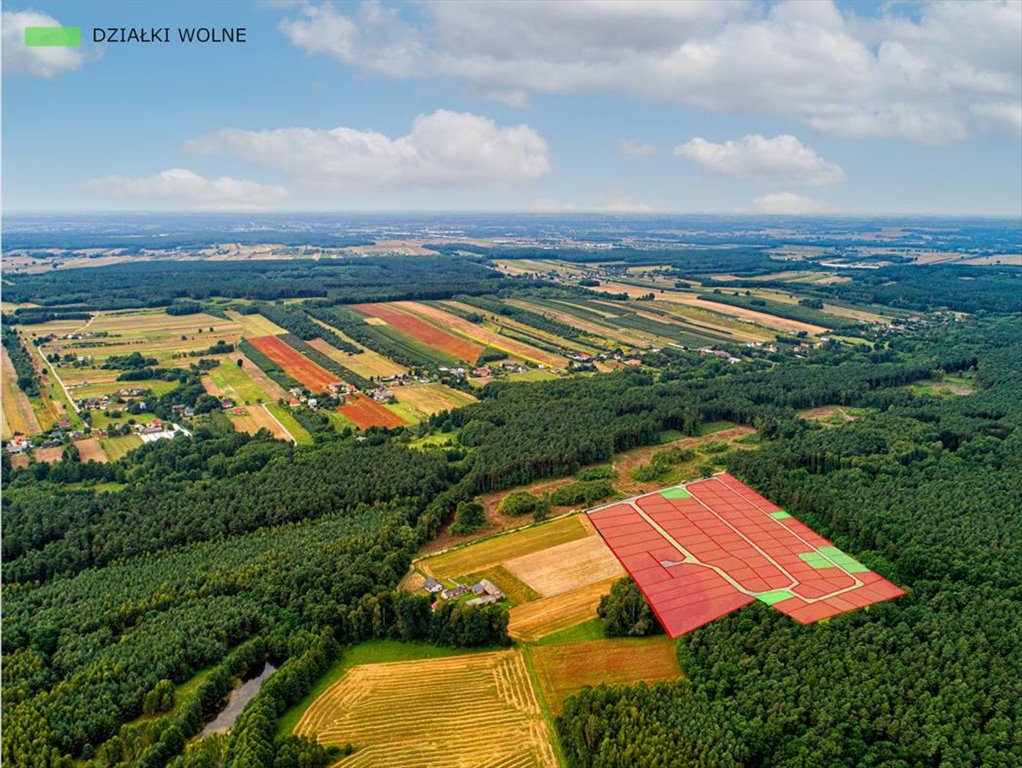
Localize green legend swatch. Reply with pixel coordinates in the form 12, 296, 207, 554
25, 27, 81, 47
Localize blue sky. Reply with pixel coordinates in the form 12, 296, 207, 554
3, 0, 1021, 215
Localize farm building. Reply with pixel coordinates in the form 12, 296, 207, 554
423, 578, 443, 594
466, 594, 503, 607
441, 585, 469, 601
471, 579, 504, 598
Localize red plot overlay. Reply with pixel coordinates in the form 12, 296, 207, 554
588, 473, 905, 638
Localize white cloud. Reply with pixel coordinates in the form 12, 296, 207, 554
278, 1, 1022, 144
279, 0, 423, 78
674, 134, 844, 186
617, 139, 655, 157
186, 110, 550, 192
970, 102, 1022, 137
80, 169, 290, 210
2, 10, 85, 78
751, 191, 833, 214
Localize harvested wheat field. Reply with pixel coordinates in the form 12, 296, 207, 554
509, 577, 618, 642
504, 536, 624, 597
530, 636, 681, 714
295, 650, 555, 768
74, 438, 107, 463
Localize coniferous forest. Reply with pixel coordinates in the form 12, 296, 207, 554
1, 251, 1020, 767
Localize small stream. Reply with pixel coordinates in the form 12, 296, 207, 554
201, 662, 276, 736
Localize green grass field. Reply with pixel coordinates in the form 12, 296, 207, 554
207, 358, 272, 404
100, 434, 143, 461
265, 404, 312, 445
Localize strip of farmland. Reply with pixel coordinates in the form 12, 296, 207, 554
392, 300, 570, 368
337, 392, 408, 429
352, 302, 484, 363
247, 335, 340, 392
2, 347, 42, 438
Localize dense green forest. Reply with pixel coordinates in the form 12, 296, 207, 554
2, 250, 1020, 766
557, 318, 1021, 767
1, 255, 509, 310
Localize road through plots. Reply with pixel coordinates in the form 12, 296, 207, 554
588, 473, 905, 637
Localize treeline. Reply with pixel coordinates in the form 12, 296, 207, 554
3, 433, 448, 582
1, 325, 41, 397
556, 316, 1022, 767
425, 243, 782, 277
1, 256, 508, 310
3, 307, 92, 325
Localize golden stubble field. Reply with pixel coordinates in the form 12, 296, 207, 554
295, 650, 556, 768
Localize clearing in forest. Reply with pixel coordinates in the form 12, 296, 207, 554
295, 650, 556, 768
588, 473, 906, 637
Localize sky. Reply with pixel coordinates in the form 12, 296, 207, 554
2, 0, 1021, 215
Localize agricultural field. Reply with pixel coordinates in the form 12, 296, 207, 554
352, 302, 483, 363
295, 649, 556, 768
508, 578, 619, 642
337, 392, 408, 429
529, 635, 681, 714
32, 445, 64, 464
503, 536, 624, 598
386, 382, 476, 420
203, 353, 288, 404
100, 434, 143, 461
227, 405, 295, 442
1, 347, 41, 438
247, 335, 340, 392
418, 515, 591, 578
73, 437, 107, 463
25, 308, 243, 404
307, 336, 407, 379
397, 301, 570, 368
226, 309, 287, 337
417, 514, 625, 642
